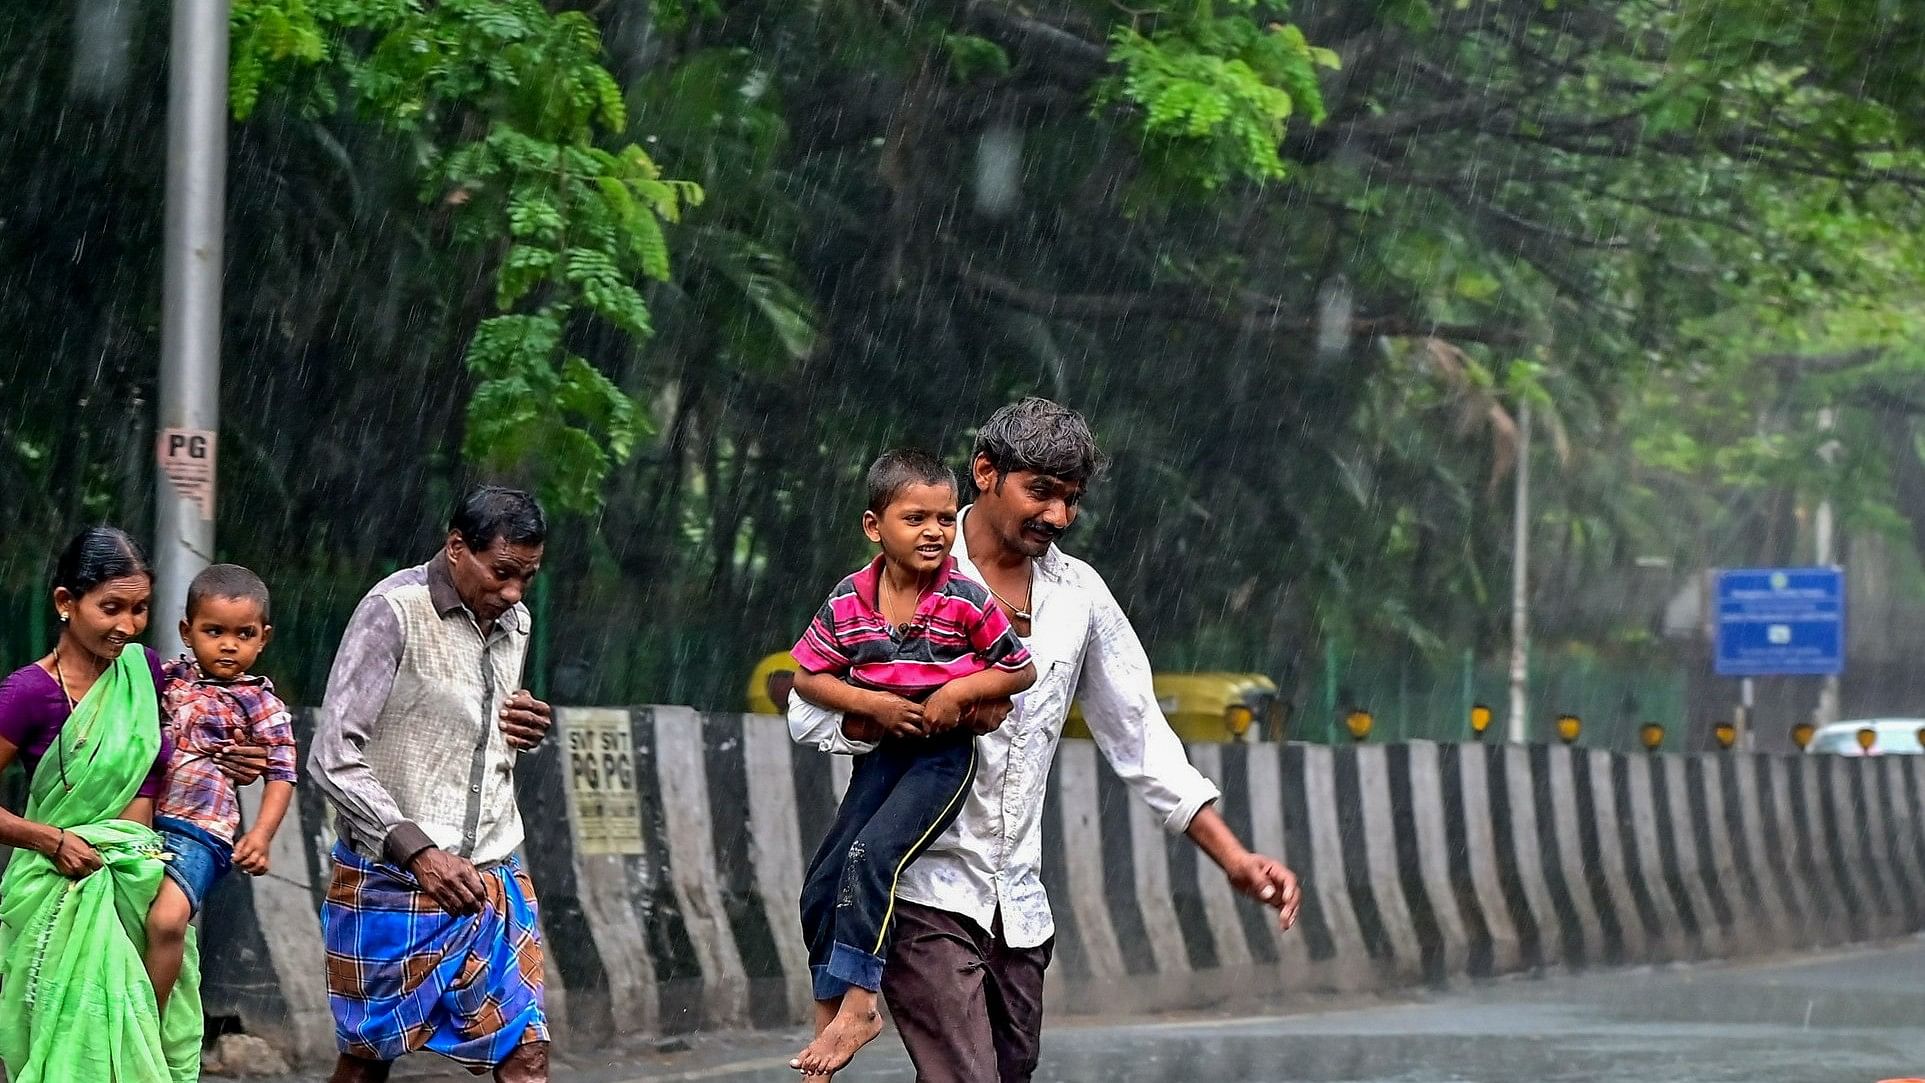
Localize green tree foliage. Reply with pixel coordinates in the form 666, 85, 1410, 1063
231, 0, 701, 510
10, 0, 1925, 718
1099, 2, 1339, 190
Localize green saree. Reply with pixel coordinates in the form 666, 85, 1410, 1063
0, 649, 202, 1082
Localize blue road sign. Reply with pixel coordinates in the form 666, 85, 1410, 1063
1714, 567, 1845, 677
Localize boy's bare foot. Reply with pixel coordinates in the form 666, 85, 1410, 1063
794, 996, 840, 1079
791, 1000, 882, 1076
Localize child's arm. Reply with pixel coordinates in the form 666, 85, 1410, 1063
233, 704, 300, 875
922, 662, 1036, 732
944, 662, 1037, 704
789, 581, 927, 739
793, 670, 925, 737
921, 585, 1038, 732
233, 780, 295, 875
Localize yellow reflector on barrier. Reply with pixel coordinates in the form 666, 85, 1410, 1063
1791, 722, 1816, 750
1344, 709, 1374, 742
1639, 722, 1664, 751
1225, 705, 1255, 736
1469, 704, 1493, 737
1713, 723, 1736, 750
1858, 727, 1879, 752
1555, 714, 1581, 744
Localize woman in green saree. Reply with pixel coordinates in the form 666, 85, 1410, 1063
0, 527, 201, 1082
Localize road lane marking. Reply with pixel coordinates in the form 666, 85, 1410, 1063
608, 1054, 797, 1082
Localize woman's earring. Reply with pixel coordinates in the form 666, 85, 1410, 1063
58, 612, 68, 624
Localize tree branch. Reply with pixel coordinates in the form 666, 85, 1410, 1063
957, 1, 1109, 83
949, 262, 1525, 347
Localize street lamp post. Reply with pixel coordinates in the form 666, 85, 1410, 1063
154, 0, 229, 658
1506, 398, 1533, 744
1813, 406, 1841, 733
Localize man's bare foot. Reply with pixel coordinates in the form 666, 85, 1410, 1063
791, 1000, 883, 1076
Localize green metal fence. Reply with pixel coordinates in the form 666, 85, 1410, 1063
1294, 641, 1689, 753
1, 580, 1686, 754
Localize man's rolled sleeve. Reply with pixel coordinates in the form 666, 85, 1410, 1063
787, 692, 879, 756
310, 594, 432, 864
1077, 574, 1221, 834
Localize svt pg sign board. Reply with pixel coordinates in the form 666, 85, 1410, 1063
1714, 567, 1844, 677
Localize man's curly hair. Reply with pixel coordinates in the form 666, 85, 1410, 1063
972, 398, 1106, 486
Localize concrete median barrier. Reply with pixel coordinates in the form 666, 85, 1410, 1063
110, 708, 1925, 1065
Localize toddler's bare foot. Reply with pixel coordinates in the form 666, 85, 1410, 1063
792, 1001, 883, 1076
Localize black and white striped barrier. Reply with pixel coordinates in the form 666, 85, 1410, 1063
178, 710, 1925, 1063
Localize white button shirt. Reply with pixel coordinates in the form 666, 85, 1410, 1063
789, 506, 1222, 949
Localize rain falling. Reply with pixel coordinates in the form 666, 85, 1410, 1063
4, 2, 1925, 1081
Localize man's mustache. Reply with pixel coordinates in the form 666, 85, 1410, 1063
1022, 520, 1067, 541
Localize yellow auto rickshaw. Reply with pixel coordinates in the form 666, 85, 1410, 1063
1064, 671, 1284, 743
749, 651, 1285, 743
746, 650, 801, 716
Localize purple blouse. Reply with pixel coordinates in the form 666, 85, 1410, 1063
0, 647, 172, 799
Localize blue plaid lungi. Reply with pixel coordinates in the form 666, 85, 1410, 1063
322, 843, 549, 1071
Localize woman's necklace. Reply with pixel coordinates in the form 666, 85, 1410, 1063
50, 649, 85, 790
984, 561, 1035, 622
50, 649, 86, 711
51, 647, 104, 734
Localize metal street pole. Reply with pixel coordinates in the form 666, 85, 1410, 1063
1737, 677, 1754, 753
1507, 398, 1533, 744
155, 0, 229, 658
1813, 406, 1841, 732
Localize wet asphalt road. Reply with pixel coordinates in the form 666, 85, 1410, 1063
312, 940, 1925, 1083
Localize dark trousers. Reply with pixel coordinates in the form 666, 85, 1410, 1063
882, 902, 1054, 1083
799, 731, 978, 999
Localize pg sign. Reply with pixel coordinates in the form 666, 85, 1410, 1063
157, 427, 217, 520
562, 709, 643, 855
1714, 567, 1845, 677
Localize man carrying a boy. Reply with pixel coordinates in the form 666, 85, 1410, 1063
310, 486, 556, 1083
791, 398, 1304, 1083
787, 449, 1037, 1078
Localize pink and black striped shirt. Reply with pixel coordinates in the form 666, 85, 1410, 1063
791, 556, 1031, 697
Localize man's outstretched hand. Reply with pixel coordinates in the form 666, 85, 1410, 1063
1226, 852, 1302, 931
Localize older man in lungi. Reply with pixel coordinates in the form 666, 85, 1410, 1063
310, 486, 557, 1082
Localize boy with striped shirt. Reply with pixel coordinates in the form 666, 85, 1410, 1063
789, 449, 1036, 1079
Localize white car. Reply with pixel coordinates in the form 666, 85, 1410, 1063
1806, 718, 1925, 756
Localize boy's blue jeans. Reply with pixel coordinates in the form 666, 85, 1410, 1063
156, 815, 234, 916
800, 730, 978, 1000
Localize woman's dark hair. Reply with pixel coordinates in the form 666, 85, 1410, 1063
53, 526, 152, 600
450, 485, 548, 552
